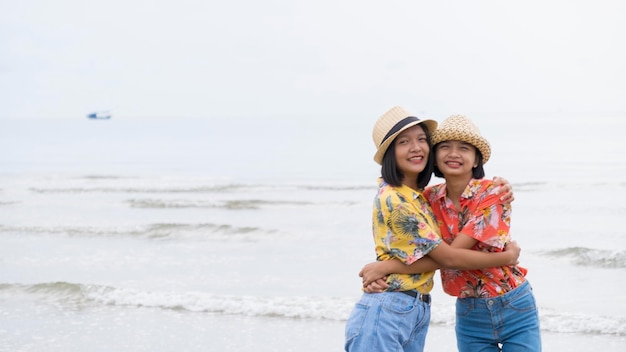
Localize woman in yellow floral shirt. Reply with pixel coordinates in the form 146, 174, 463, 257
344, 107, 521, 352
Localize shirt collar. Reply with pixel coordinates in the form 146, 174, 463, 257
378, 178, 424, 201
461, 179, 481, 199
432, 179, 480, 201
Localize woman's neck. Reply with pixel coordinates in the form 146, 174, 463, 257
401, 175, 419, 191
445, 175, 472, 204
402, 180, 418, 191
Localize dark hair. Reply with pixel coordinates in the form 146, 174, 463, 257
432, 143, 485, 179
380, 124, 434, 189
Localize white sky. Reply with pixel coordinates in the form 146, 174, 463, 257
2, 0, 625, 120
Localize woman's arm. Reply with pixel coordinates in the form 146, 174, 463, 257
427, 239, 519, 269
360, 233, 480, 283
359, 256, 439, 287
360, 240, 519, 287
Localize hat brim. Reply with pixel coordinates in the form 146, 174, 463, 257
374, 119, 438, 165
431, 131, 491, 164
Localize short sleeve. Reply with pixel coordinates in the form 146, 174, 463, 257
459, 191, 511, 249
388, 202, 442, 265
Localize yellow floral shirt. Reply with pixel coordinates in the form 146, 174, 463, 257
372, 178, 443, 294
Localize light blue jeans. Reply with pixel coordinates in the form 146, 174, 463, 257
344, 292, 431, 352
455, 281, 542, 352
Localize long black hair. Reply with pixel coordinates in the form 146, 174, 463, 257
380, 124, 434, 190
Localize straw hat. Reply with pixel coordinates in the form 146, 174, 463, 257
372, 106, 438, 165
431, 114, 491, 164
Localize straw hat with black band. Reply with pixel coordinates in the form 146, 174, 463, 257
372, 106, 438, 165
431, 114, 491, 164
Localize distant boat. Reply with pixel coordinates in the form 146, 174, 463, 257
87, 111, 111, 120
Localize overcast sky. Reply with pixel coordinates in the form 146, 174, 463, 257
2, 0, 625, 120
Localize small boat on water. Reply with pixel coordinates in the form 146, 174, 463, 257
87, 111, 112, 120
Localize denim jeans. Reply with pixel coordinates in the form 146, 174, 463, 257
345, 292, 431, 352
455, 281, 542, 352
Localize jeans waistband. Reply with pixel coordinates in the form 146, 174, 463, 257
399, 290, 431, 304
458, 280, 531, 306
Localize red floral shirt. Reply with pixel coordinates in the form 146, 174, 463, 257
424, 179, 527, 298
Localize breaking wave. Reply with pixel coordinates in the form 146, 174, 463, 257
0, 223, 278, 240
541, 247, 626, 268
126, 198, 315, 209
1, 282, 624, 336
28, 183, 374, 194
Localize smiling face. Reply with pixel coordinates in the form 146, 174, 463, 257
435, 140, 478, 180
393, 124, 430, 188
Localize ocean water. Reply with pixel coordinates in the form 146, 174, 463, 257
1, 116, 625, 351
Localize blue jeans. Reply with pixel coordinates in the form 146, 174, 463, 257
345, 292, 431, 352
455, 281, 542, 352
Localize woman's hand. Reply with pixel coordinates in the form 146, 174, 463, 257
504, 240, 521, 265
359, 261, 390, 287
363, 278, 389, 293
493, 176, 514, 203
